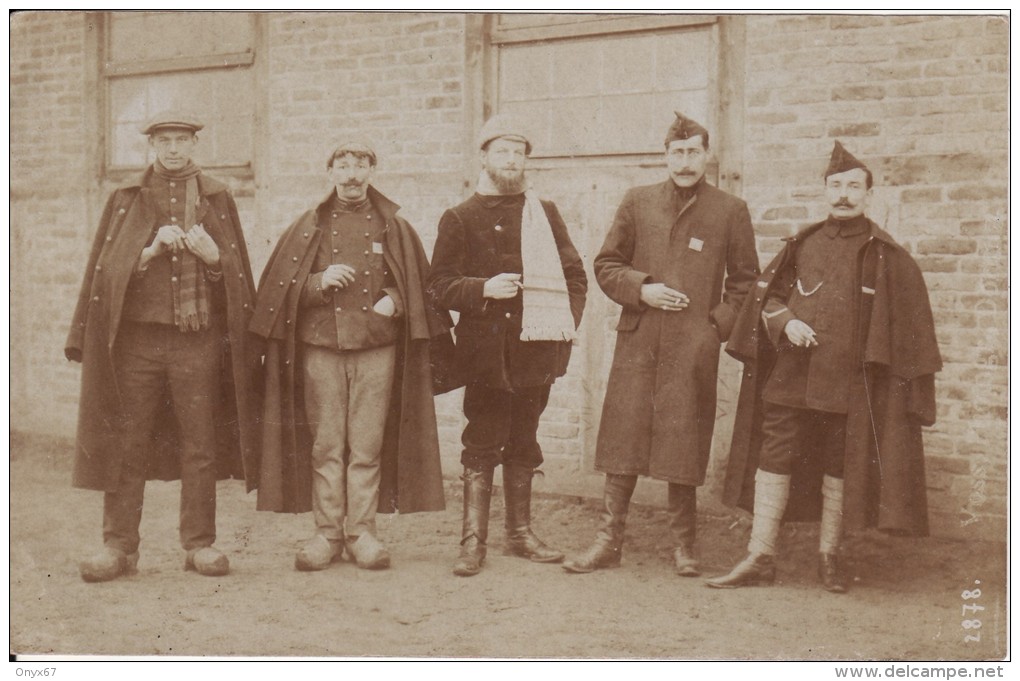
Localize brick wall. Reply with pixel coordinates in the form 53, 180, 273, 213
9, 12, 1008, 540
10, 12, 90, 436
742, 14, 1009, 539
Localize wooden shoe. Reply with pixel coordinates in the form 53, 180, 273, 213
185, 546, 230, 577
79, 547, 138, 583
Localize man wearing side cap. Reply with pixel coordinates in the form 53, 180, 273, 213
706, 141, 941, 592
564, 113, 759, 577
250, 143, 453, 571
66, 111, 261, 581
429, 115, 587, 577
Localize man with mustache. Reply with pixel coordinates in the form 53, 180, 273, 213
429, 115, 587, 577
67, 111, 261, 581
707, 141, 941, 592
251, 142, 453, 571
563, 112, 759, 576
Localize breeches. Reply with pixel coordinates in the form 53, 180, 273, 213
104, 321, 224, 554
460, 383, 552, 470
303, 343, 396, 540
758, 402, 847, 478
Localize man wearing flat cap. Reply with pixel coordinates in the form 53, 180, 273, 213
66, 111, 261, 581
250, 143, 453, 571
564, 112, 759, 576
706, 141, 941, 593
429, 114, 587, 577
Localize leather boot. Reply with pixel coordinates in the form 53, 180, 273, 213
668, 483, 700, 577
818, 475, 848, 593
705, 469, 790, 589
452, 467, 493, 577
503, 465, 564, 563
563, 474, 637, 573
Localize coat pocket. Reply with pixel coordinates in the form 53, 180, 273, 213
616, 308, 642, 332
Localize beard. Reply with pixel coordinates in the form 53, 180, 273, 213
485, 166, 526, 194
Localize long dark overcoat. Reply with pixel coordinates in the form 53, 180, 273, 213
723, 219, 942, 536
249, 187, 456, 515
428, 193, 587, 389
593, 179, 759, 485
65, 169, 261, 491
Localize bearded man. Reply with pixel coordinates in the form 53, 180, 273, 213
428, 115, 587, 577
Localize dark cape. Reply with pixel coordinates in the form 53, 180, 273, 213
65, 168, 262, 490
249, 187, 457, 515
723, 218, 942, 536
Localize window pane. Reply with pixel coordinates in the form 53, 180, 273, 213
109, 68, 255, 167
109, 11, 254, 63
498, 27, 715, 157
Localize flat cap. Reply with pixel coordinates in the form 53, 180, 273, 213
327, 141, 378, 168
140, 110, 204, 135
477, 114, 532, 155
665, 111, 709, 146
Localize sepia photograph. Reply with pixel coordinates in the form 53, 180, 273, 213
8, 9, 1009, 670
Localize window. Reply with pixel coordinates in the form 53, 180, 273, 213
491, 14, 718, 158
103, 11, 256, 172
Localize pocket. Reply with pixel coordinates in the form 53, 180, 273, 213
616, 308, 642, 332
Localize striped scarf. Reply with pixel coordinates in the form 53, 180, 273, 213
153, 161, 209, 332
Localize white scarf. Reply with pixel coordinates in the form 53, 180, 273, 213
475, 171, 576, 342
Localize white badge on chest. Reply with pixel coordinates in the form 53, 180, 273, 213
372, 242, 384, 254
688, 237, 704, 252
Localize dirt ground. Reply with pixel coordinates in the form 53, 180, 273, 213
9, 432, 1008, 660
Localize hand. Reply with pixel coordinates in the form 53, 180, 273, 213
372, 295, 396, 317
640, 283, 689, 311
321, 264, 357, 290
183, 224, 220, 267
483, 272, 523, 300
152, 224, 186, 254
784, 319, 818, 348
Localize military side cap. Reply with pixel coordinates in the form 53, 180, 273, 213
824, 140, 869, 179
140, 110, 204, 135
665, 111, 709, 146
477, 114, 532, 155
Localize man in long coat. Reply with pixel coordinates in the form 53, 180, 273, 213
564, 113, 759, 576
66, 111, 261, 582
250, 142, 453, 571
429, 115, 587, 577
706, 141, 941, 593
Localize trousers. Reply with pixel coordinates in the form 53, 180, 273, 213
303, 343, 396, 540
758, 401, 847, 478
104, 321, 224, 554
460, 383, 552, 470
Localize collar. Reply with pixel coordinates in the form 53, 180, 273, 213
315, 185, 400, 224
822, 215, 869, 239
330, 193, 372, 213
128, 164, 227, 196
476, 192, 525, 209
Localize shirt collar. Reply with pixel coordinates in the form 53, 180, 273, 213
823, 214, 869, 238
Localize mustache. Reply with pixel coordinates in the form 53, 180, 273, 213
833, 199, 854, 208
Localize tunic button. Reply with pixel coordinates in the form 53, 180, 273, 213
286, 319, 292, 325
94, 265, 102, 271
364, 271, 370, 276
505, 312, 511, 319
171, 217, 178, 223
239, 273, 244, 279
243, 303, 249, 309
335, 307, 342, 313
495, 225, 502, 231
105, 236, 112, 242
366, 215, 372, 220
333, 231, 338, 236
220, 214, 227, 220
92, 296, 99, 302
118, 208, 126, 214
269, 307, 274, 313
284, 360, 290, 366
231, 244, 237, 249
303, 232, 309, 238
333, 248, 339, 254
171, 276, 178, 282
292, 256, 298, 262
170, 197, 177, 204
279, 281, 285, 287
363, 288, 369, 294
332, 213, 338, 218
172, 256, 178, 262
291, 279, 297, 284
362, 306, 368, 311
169, 182, 176, 188
363, 250, 369, 255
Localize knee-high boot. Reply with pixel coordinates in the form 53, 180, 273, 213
818, 474, 848, 593
452, 466, 494, 577
562, 474, 637, 573
705, 469, 790, 588
668, 483, 700, 577
503, 464, 564, 563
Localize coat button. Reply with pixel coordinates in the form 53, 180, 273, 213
220, 214, 226, 220
239, 273, 244, 279
172, 256, 178, 262
333, 231, 338, 236
279, 281, 285, 287
284, 359, 291, 365
363, 250, 369, 255
364, 271, 370, 276
105, 236, 112, 242
303, 232, 309, 238
269, 307, 274, 313
505, 312, 511, 319
332, 213, 338, 218
94, 265, 102, 271
92, 295, 99, 302
286, 319, 292, 325
243, 303, 249, 309
363, 288, 369, 294
362, 306, 368, 311
292, 279, 297, 285
170, 197, 177, 204
169, 181, 176, 187
495, 225, 502, 231
366, 215, 372, 220
171, 217, 178, 223
171, 276, 178, 282
336, 307, 342, 313
118, 208, 126, 214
